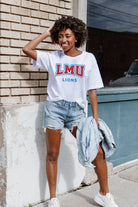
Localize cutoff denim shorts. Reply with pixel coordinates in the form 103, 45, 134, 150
43, 100, 86, 132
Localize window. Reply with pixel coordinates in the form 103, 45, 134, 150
87, 0, 138, 86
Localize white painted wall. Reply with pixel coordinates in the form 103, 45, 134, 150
73, 0, 87, 23
73, 0, 87, 51
2, 103, 85, 207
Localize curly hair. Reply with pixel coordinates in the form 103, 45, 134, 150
50, 16, 88, 48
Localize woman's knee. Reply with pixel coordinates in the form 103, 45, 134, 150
46, 128, 61, 163
47, 151, 59, 163
94, 145, 105, 162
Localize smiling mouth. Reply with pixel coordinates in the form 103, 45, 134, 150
61, 44, 68, 48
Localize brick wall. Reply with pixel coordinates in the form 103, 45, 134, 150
0, 0, 72, 104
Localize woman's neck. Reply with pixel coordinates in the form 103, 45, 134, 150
64, 48, 82, 57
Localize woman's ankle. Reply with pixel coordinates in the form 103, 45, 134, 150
99, 190, 109, 196
50, 195, 56, 199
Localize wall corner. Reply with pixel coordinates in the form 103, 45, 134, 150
0, 107, 7, 207
72, 0, 87, 51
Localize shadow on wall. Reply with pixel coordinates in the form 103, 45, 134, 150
18, 61, 49, 202
34, 103, 47, 200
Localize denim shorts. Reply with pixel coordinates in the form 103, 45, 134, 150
43, 100, 86, 132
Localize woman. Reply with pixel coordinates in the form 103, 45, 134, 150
23, 16, 118, 207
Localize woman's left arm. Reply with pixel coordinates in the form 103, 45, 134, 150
88, 89, 99, 127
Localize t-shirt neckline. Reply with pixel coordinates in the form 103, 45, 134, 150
62, 51, 84, 58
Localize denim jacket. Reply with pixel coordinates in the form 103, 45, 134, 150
77, 117, 116, 168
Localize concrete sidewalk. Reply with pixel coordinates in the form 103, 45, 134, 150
35, 160, 138, 207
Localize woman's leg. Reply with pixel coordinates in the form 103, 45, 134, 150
71, 126, 109, 195
92, 144, 109, 195
46, 128, 62, 199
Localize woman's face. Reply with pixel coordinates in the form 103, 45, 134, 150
58, 28, 77, 53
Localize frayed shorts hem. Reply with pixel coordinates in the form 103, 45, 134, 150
43, 100, 86, 133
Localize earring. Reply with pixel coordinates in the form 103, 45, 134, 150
75, 40, 77, 42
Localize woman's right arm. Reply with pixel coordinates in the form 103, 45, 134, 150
22, 27, 52, 61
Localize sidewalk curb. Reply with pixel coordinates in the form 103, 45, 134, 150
113, 159, 138, 174
33, 159, 138, 207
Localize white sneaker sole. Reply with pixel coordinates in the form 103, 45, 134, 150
94, 196, 105, 207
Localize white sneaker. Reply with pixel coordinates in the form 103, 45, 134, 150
48, 198, 60, 207
94, 192, 119, 207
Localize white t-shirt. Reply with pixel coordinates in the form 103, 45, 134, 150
33, 50, 104, 108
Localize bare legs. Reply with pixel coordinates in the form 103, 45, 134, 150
92, 144, 109, 195
71, 126, 109, 195
46, 128, 61, 199
46, 127, 109, 199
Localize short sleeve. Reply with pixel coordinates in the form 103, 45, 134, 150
33, 50, 50, 72
86, 54, 104, 90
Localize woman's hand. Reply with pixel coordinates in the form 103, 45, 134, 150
22, 26, 53, 60
94, 118, 99, 128
46, 26, 53, 36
